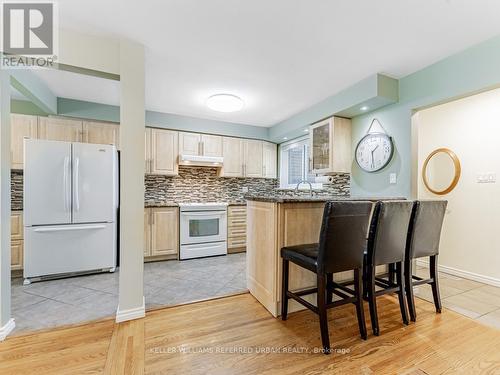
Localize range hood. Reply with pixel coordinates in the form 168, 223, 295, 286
179, 154, 224, 167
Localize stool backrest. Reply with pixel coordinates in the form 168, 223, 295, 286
317, 201, 374, 274
406, 200, 448, 259
367, 200, 414, 266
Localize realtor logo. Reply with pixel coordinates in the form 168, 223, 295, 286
1, 1, 58, 68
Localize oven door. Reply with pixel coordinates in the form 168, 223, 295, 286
180, 210, 227, 245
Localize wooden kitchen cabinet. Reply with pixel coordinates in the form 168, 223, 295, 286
150, 129, 178, 175
220, 137, 244, 177
38, 117, 83, 142
227, 205, 247, 253
83, 121, 120, 148
11, 211, 23, 270
200, 134, 222, 157
179, 132, 201, 156
262, 142, 277, 179
310, 116, 351, 174
145, 128, 179, 176
144, 207, 179, 261
11, 114, 37, 170
179, 132, 223, 158
221, 137, 276, 178
151, 207, 179, 256
144, 209, 151, 257
243, 139, 263, 178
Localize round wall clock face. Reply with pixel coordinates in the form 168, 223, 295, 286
355, 133, 394, 172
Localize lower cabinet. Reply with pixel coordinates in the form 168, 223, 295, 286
227, 205, 247, 253
11, 211, 23, 270
144, 207, 179, 261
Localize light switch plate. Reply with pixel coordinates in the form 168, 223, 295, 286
389, 173, 397, 184
477, 173, 496, 183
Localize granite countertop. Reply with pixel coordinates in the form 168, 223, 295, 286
144, 200, 247, 208
244, 195, 406, 203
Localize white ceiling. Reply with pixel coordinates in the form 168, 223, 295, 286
50, 0, 500, 127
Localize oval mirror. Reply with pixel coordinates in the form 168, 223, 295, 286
422, 148, 461, 195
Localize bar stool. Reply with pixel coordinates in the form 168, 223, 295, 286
404, 200, 448, 321
280, 201, 374, 354
364, 200, 414, 336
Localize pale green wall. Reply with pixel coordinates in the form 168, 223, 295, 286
56, 98, 270, 141
351, 34, 500, 198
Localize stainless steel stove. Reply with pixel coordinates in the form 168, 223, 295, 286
178, 202, 228, 260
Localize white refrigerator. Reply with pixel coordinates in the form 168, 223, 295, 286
23, 139, 118, 284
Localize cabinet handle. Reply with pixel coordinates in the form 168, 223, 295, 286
151, 211, 155, 225
201, 141, 204, 155
198, 141, 201, 155
145, 159, 149, 173
263, 165, 266, 177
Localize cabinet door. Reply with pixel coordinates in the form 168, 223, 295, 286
11, 240, 23, 270
221, 137, 244, 177
38, 117, 83, 142
145, 128, 151, 173
331, 117, 352, 173
151, 207, 179, 256
262, 142, 277, 179
244, 140, 263, 178
310, 118, 331, 174
179, 132, 201, 156
201, 134, 222, 157
83, 121, 120, 148
144, 209, 151, 257
11, 114, 37, 169
151, 129, 178, 175
11, 212, 23, 241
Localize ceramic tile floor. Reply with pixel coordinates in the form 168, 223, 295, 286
10, 257, 500, 335
414, 265, 500, 329
11, 252, 247, 334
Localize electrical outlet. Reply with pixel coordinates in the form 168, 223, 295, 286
242, 186, 249, 193
389, 173, 397, 184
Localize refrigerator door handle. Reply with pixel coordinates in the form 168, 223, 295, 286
33, 224, 107, 232
74, 157, 80, 212
63, 156, 70, 212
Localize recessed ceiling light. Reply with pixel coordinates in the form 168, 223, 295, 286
304, 128, 309, 132
360, 106, 369, 111
283, 137, 288, 140
206, 94, 244, 112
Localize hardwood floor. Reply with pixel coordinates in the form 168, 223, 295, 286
1, 292, 500, 374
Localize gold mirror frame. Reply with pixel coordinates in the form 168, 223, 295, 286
422, 148, 461, 195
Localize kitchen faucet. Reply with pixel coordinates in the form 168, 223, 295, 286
294, 180, 313, 196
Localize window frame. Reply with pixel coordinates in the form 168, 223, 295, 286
278, 135, 323, 190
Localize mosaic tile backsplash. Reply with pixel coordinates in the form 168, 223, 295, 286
145, 166, 350, 204
10, 167, 350, 209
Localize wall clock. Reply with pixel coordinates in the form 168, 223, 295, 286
355, 119, 394, 173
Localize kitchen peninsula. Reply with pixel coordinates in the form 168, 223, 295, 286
246, 195, 391, 317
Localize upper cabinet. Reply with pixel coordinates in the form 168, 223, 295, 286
179, 132, 201, 156
220, 137, 244, 177
262, 142, 277, 179
38, 117, 83, 142
310, 116, 351, 174
83, 121, 120, 148
145, 128, 178, 176
220, 137, 276, 179
243, 139, 263, 178
179, 132, 222, 157
201, 134, 223, 157
11, 114, 37, 170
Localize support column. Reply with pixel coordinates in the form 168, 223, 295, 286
0, 71, 14, 340
116, 39, 145, 322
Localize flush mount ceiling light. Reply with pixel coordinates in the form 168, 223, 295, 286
206, 94, 244, 112
360, 105, 369, 111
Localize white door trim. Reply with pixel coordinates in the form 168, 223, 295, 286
115, 297, 145, 323
0, 318, 15, 341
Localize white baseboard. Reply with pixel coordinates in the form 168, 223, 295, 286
417, 260, 500, 288
115, 297, 145, 323
0, 318, 15, 341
